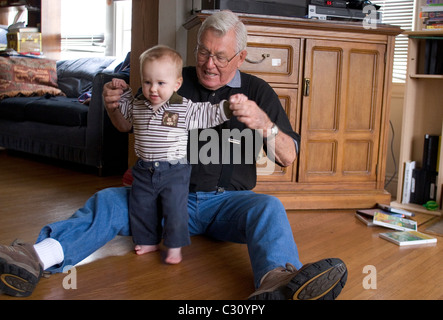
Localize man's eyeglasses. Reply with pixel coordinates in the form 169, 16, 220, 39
195, 46, 241, 68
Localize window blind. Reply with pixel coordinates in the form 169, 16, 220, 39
371, 0, 414, 83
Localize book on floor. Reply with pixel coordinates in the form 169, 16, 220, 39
379, 230, 437, 246
355, 208, 404, 227
373, 212, 417, 232
355, 212, 375, 226
357, 208, 404, 218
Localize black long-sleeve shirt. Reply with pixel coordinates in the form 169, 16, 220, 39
178, 66, 300, 192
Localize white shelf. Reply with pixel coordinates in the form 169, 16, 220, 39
394, 18, 443, 215
409, 74, 443, 79
391, 201, 441, 217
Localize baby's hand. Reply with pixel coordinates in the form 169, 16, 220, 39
112, 78, 129, 90
229, 93, 248, 104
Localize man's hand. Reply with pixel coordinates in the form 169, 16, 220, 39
102, 80, 132, 132
103, 81, 125, 111
229, 94, 273, 132
229, 94, 297, 167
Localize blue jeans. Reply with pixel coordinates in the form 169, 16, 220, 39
36, 187, 303, 288
130, 159, 192, 248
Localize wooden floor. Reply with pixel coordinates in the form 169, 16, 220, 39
1, 149, 443, 300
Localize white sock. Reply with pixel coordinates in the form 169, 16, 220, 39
33, 238, 64, 270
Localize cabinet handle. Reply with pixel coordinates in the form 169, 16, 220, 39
245, 53, 270, 64
303, 78, 311, 96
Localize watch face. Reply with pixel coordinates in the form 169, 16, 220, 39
271, 124, 278, 136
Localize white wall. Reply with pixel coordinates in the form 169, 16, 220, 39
158, 0, 194, 62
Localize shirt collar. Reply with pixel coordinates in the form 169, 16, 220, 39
226, 70, 241, 88
141, 91, 184, 109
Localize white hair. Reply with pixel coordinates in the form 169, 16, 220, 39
197, 10, 248, 52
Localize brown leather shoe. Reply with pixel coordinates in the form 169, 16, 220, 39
249, 258, 347, 300
0, 240, 43, 297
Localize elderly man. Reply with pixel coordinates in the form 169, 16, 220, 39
0, 11, 347, 299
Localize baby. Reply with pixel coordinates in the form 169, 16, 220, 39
111, 45, 247, 264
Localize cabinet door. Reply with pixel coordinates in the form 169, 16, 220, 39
240, 34, 300, 182
298, 39, 386, 184
257, 88, 298, 182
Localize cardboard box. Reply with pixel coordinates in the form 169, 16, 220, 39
7, 32, 42, 54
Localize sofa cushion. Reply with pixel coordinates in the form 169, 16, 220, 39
26, 96, 88, 126
57, 57, 115, 98
0, 96, 32, 121
0, 96, 88, 126
0, 56, 64, 99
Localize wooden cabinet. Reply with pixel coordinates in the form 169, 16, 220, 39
184, 13, 401, 210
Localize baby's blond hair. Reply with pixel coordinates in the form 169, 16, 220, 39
139, 45, 183, 79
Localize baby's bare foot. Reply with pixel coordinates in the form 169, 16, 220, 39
165, 247, 182, 264
134, 244, 159, 255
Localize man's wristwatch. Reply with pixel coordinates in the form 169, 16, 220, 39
265, 123, 279, 140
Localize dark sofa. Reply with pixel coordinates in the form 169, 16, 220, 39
0, 56, 129, 175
